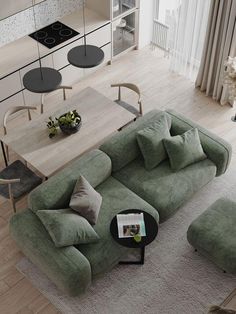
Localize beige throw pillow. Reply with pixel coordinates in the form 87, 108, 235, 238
69, 176, 102, 225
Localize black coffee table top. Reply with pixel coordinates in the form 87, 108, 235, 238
110, 209, 158, 249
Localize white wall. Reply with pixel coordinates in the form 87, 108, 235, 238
138, 0, 154, 49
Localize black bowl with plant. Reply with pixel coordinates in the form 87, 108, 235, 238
46, 110, 82, 138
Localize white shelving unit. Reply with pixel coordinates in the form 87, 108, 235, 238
111, 0, 139, 57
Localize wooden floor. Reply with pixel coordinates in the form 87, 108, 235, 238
0, 46, 235, 314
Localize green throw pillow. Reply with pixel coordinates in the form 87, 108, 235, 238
163, 128, 207, 171
37, 208, 100, 247
136, 116, 171, 170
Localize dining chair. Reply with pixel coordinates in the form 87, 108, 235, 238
40, 85, 73, 114
3, 106, 36, 161
0, 178, 20, 213
111, 83, 143, 118
0, 106, 42, 213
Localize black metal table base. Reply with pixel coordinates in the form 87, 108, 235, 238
119, 247, 145, 265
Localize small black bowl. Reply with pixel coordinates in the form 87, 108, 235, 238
59, 115, 82, 135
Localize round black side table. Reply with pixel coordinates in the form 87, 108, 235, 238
110, 209, 158, 265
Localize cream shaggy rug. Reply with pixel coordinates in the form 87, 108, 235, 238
17, 169, 236, 314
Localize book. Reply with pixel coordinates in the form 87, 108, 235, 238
117, 213, 146, 238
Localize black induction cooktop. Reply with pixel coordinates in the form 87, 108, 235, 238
29, 21, 80, 49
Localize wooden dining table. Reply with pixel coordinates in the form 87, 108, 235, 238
0, 87, 135, 178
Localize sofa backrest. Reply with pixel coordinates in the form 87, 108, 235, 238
28, 149, 112, 212
100, 110, 171, 172
166, 109, 232, 176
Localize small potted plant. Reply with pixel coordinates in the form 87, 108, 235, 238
46, 110, 82, 138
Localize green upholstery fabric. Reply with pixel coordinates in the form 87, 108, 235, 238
166, 109, 232, 176
136, 115, 171, 170
29, 149, 111, 212
78, 176, 159, 276
114, 158, 216, 222
10, 210, 91, 296
36, 209, 100, 247
100, 110, 171, 172
69, 176, 102, 225
10, 109, 232, 296
187, 198, 236, 274
163, 128, 206, 171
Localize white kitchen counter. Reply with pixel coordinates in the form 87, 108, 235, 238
0, 7, 110, 78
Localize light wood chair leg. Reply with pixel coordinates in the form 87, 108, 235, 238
27, 108, 32, 121
139, 101, 143, 116
118, 86, 121, 101
8, 183, 16, 213
10, 198, 16, 213
5, 145, 9, 162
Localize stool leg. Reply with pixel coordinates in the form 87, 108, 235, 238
41, 94, 44, 114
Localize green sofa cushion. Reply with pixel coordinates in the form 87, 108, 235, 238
28, 149, 111, 213
136, 115, 171, 170
100, 110, 171, 172
10, 209, 92, 296
77, 176, 159, 276
166, 109, 232, 176
37, 209, 100, 247
113, 158, 216, 222
187, 198, 236, 274
163, 128, 207, 171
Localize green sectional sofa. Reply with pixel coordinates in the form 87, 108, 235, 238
10, 109, 232, 296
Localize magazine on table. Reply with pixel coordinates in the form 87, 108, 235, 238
117, 212, 146, 238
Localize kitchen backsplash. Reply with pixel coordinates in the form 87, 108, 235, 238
0, 0, 83, 47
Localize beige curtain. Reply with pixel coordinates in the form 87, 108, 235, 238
195, 0, 236, 105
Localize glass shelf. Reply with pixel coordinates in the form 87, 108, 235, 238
113, 11, 136, 57
0, 0, 46, 21
113, 0, 137, 19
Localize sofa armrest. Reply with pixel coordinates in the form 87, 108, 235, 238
29, 149, 112, 212
166, 109, 232, 176
10, 210, 91, 296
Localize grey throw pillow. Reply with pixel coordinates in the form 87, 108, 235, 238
136, 116, 171, 170
37, 208, 100, 247
163, 128, 207, 171
69, 175, 102, 225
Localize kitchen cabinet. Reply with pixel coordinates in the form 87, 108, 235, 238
53, 39, 83, 71
86, 23, 111, 47
55, 23, 112, 85
60, 43, 111, 85
84, 43, 112, 76
20, 55, 54, 107
112, 0, 137, 19
59, 65, 84, 87
0, 72, 22, 102
0, 92, 24, 122
0, 0, 45, 21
